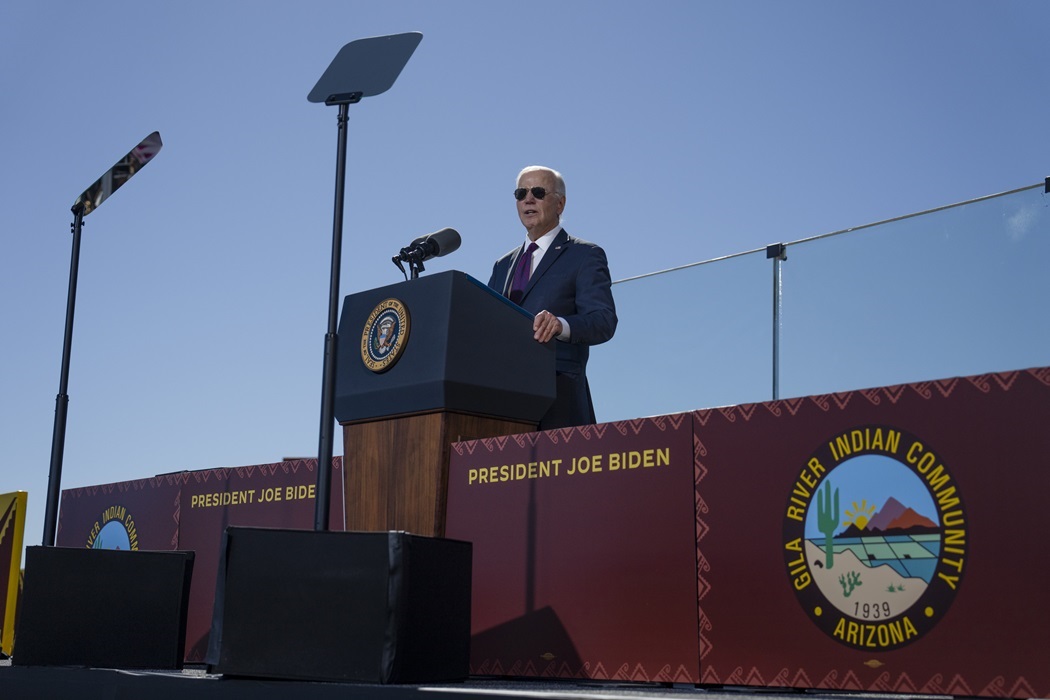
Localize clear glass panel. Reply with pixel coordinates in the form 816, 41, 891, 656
589, 250, 772, 422
588, 184, 1048, 421
781, 185, 1049, 398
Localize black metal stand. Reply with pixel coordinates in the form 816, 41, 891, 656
41, 131, 162, 546
308, 32, 422, 531
42, 209, 85, 546
313, 101, 352, 531
406, 251, 426, 280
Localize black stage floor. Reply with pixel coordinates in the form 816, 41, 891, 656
0, 660, 960, 700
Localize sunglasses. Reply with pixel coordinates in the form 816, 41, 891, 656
514, 186, 559, 201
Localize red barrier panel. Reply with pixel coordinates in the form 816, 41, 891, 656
448, 368, 1050, 698
695, 368, 1050, 697
446, 414, 700, 683
57, 476, 181, 551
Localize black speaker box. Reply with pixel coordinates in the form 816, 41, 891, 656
211, 527, 472, 683
14, 546, 194, 669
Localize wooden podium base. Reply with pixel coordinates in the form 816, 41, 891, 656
341, 411, 534, 537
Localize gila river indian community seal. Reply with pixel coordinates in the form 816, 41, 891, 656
783, 425, 967, 651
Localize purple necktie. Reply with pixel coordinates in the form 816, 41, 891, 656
509, 241, 538, 304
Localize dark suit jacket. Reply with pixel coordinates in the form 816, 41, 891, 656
488, 228, 617, 429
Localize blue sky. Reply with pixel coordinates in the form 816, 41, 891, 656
2, 1, 1048, 548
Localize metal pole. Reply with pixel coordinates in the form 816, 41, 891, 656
43, 208, 85, 545
772, 258, 781, 400
314, 102, 350, 531
766, 243, 787, 401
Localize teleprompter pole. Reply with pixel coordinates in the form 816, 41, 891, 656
43, 208, 85, 546
308, 32, 422, 530
314, 102, 351, 531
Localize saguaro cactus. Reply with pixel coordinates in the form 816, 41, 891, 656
816, 479, 840, 569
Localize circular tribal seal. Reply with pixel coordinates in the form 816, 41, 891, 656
86, 504, 140, 550
360, 298, 410, 372
782, 425, 967, 652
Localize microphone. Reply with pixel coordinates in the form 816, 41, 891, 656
396, 228, 461, 263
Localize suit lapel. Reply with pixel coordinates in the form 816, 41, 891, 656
501, 247, 526, 297
522, 229, 570, 298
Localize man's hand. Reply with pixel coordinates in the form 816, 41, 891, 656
533, 310, 563, 343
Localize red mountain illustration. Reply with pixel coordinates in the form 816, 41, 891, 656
885, 507, 937, 530
866, 497, 906, 531
867, 496, 937, 532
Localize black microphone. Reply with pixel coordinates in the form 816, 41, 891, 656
396, 227, 461, 263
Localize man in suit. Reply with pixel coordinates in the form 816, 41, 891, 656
488, 165, 617, 429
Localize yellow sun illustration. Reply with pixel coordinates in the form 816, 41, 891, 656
844, 499, 876, 529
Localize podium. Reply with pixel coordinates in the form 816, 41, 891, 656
335, 271, 555, 536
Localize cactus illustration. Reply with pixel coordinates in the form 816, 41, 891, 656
816, 479, 840, 569
839, 571, 862, 597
